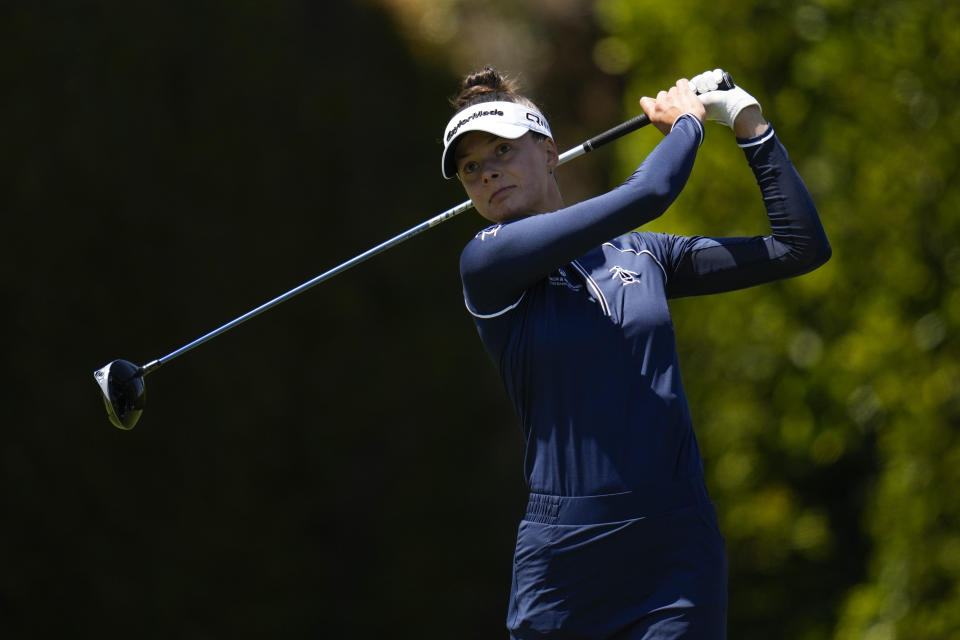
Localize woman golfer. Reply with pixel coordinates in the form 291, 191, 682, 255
442, 67, 830, 639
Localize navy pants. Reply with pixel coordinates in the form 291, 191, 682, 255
507, 482, 727, 639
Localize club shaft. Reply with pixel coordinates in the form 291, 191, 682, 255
147, 109, 669, 371
149, 197, 477, 370
136, 73, 740, 375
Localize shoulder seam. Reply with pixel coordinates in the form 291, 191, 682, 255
601, 242, 668, 285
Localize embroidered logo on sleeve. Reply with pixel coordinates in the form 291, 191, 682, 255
476, 224, 502, 241
609, 266, 641, 285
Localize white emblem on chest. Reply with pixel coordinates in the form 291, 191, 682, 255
609, 265, 641, 285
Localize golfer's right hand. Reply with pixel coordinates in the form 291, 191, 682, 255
639, 79, 706, 136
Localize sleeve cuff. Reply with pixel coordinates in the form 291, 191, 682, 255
736, 124, 775, 148
670, 113, 705, 147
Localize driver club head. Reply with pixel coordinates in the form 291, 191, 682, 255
94, 359, 146, 430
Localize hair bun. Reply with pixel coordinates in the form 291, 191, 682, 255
451, 66, 519, 110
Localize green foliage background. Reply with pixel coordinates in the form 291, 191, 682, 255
594, 0, 960, 637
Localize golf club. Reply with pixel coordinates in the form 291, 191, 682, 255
94, 72, 736, 430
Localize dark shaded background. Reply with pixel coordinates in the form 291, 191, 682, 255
3, 2, 537, 636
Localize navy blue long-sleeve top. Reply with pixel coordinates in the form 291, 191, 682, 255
459, 115, 831, 497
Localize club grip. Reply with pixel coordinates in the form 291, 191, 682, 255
581, 71, 736, 153
717, 71, 736, 91
582, 114, 651, 152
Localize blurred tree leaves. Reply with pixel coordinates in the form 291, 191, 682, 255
596, 0, 960, 637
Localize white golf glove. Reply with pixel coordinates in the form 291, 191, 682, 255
689, 68, 761, 129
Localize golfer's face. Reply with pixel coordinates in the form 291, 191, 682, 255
455, 131, 557, 223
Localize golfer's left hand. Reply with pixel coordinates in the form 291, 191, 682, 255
639, 79, 706, 136
690, 68, 765, 136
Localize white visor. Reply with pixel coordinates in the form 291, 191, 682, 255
441, 101, 552, 179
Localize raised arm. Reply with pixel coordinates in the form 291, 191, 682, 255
657, 72, 831, 297
460, 115, 704, 315
664, 123, 831, 297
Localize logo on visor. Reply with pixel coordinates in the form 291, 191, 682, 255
526, 112, 544, 127
446, 109, 505, 142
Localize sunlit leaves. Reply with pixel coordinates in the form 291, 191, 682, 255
597, 0, 960, 637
